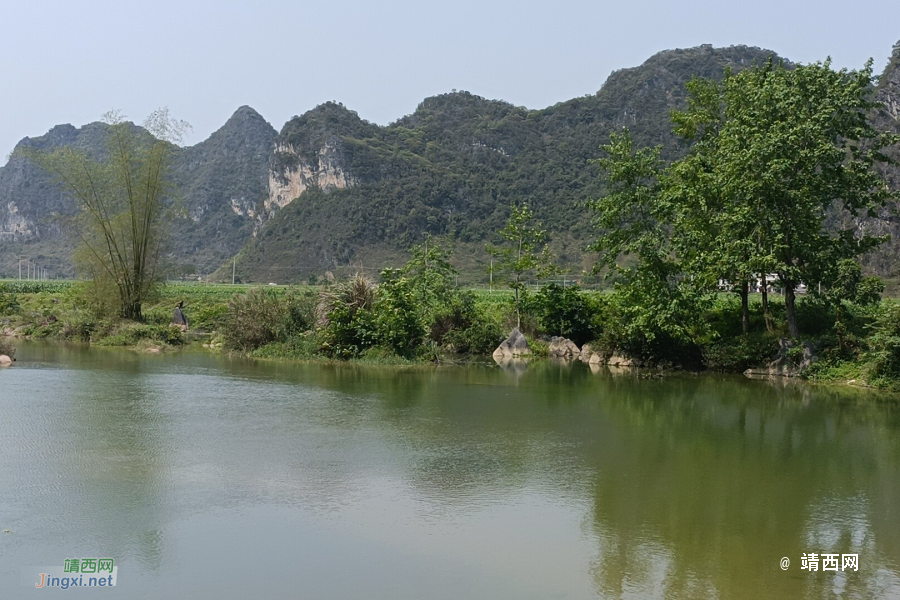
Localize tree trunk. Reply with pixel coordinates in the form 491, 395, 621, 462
835, 305, 845, 351
760, 276, 773, 332
122, 301, 142, 321
740, 280, 750, 334
784, 279, 799, 338
514, 283, 521, 329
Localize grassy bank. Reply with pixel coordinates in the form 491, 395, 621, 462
2, 278, 899, 390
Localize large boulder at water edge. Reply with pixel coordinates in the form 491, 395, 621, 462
549, 336, 580, 358
493, 328, 531, 359
579, 343, 592, 361
0, 354, 13, 366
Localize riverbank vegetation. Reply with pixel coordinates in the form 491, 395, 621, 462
2, 273, 900, 388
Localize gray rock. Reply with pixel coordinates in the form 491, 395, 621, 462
579, 343, 594, 362
607, 354, 640, 367
492, 328, 531, 359
549, 336, 580, 358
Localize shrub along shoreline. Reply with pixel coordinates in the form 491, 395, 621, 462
2, 275, 900, 391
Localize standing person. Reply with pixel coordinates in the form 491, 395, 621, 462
173, 301, 189, 331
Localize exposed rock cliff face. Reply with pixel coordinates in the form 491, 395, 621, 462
259, 102, 377, 223
2, 201, 30, 237
862, 40, 900, 276
3, 43, 900, 283
0, 122, 111, 243
265, 141, 354, 215
877, 41, 900, 123
234, 45, 790, 282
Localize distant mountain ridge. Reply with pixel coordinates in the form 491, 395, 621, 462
0, 106, 276, 277
235, 44, 789, 282
2, 42, 899, 283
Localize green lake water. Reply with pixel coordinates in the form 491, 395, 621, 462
1, 341, 899, 599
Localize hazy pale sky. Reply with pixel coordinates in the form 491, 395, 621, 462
2, 0, 898, 158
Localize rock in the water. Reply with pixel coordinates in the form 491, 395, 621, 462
549, 336, 580, 358
492, 328, 532, 359
0, 354, 12, 366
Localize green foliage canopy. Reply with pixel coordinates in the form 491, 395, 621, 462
23, 110, 189, 320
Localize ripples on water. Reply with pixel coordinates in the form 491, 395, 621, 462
0, 342, 898, 599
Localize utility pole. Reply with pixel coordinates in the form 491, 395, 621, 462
232, 258, 236, 285
18, 259, 22, 280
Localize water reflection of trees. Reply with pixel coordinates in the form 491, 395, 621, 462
264, 359, 900, 598
551, 372, 899, 598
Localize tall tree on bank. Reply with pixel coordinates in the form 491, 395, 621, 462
487, 204, 558, 329
706, 59, 897, 337
587, 130, 711, 350
591, 59, 896, 341
24, 110, 189, 320
667, 75, 778, 334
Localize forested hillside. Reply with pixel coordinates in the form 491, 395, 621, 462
235, 45, 786, 282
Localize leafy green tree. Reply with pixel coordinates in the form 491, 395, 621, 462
867, 302, 900, 382
375, 269, 425, 358
710, 60, 897, 337
400, 234, 458, 310
587, 130, 668, 271
664, 60, 897, 338
486, 204, 558, 329
533, 283, 596, 346
667, 76, 765, 333
24, 110, 189, 320
318, 274, 379, 358
588, 130, 711, 357
825, 259, 885, 350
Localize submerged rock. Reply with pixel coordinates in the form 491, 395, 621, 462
492, 328, 531, 359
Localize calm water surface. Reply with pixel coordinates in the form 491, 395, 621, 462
1, 341, 899, 599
